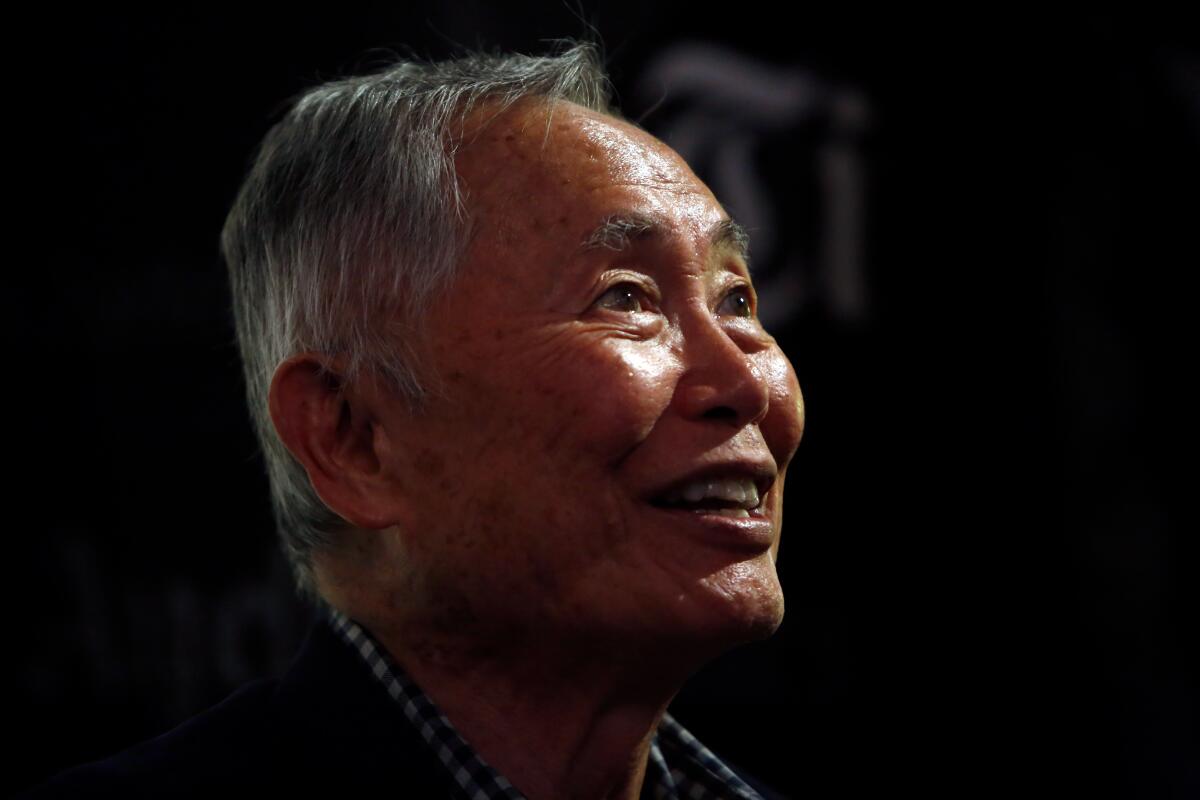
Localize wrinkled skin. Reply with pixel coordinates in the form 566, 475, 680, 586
363, 99, 806, 658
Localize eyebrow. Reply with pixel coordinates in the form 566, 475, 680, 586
579, 212, 752, 267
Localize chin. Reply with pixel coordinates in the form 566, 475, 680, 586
727, 587, 786, 643
569, 551, 786, 656
680, 560, 786, 651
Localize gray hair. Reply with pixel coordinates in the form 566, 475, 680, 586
221, 43, 615, 603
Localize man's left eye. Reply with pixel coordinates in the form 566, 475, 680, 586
717, 287, 754, 318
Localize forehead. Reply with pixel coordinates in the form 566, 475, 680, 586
453, 100, 726, 269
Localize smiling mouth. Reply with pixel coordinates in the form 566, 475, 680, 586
649, 475, 770, 519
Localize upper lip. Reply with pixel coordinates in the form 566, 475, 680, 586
644, 460, 777, 507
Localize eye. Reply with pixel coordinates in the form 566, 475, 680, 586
717, 285, 755, 318
592, 282, 650, 313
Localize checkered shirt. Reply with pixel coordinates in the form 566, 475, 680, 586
327, 609, 765, 800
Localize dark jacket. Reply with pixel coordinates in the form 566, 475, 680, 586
24, 620, 450, 797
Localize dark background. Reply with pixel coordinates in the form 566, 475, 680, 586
10, 4, 1198, 797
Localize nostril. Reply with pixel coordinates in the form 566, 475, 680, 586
702, 406, 738, 421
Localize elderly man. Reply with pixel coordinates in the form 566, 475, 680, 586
31, 44, 804, 799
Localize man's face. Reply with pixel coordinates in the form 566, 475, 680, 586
373, 100, 805, 654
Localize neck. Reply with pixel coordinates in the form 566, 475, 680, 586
361, 614, 700, 800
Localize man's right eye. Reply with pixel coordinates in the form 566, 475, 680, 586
592, 282, 647, 313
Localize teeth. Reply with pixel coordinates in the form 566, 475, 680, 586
692, 507, 752, 519
662, 477, 761, 510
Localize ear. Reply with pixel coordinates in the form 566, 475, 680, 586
267, 353, 403, 530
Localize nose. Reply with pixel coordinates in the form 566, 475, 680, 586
671, 313, 771, 427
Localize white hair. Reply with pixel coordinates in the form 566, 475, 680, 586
220, 43, 615, 602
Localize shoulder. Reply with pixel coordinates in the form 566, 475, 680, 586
22, 678, 286, 798
21, 621, 449, 798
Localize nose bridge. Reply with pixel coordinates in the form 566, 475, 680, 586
672, 304, 770, 425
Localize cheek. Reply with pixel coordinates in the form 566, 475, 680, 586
544, 338, 682, 462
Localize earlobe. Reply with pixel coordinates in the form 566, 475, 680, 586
267, 354, 402, 530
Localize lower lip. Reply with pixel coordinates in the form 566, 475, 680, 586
647, 504, 775, 552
